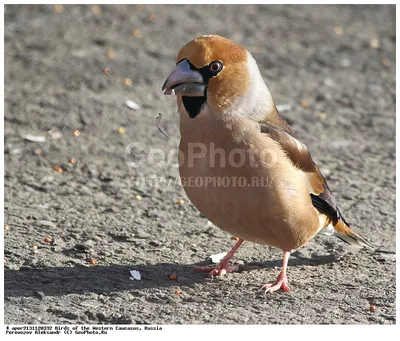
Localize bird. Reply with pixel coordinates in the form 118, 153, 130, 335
162, 35, 374, 293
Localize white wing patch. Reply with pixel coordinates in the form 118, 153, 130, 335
319, 222, 335, 236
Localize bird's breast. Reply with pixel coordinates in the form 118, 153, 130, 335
178, 108, 320, 251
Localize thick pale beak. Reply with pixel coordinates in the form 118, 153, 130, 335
162, 59, 206, 97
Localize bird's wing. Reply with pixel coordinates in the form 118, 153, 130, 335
259, 122, 346, 225
259, 120, 375, 249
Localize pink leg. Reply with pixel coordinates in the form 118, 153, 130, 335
194, 239, 244, 278
262, 251, 291, 294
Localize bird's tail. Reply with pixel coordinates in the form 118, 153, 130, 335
333, 219, 375, 249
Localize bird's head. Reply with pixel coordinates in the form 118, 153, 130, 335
162, 35, 275, 120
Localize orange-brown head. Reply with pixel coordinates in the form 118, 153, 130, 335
162, 35, 275, 120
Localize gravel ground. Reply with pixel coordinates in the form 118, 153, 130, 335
4, 4, 395, 324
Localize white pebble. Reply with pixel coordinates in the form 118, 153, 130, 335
210, 252, 227, 264
125, 100, 141, 110
130, 270, 141, 280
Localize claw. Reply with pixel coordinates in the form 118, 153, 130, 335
262, 276, 290, 294
194, 264, 239, 278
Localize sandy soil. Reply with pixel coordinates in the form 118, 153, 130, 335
4, 4, 395, 324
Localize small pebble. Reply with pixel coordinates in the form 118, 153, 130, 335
52, 165, 64, 173
334, 25, 343, 36
130, 270, 141, 280
319, 112, 327, 120
132, 29, 142, 38
125, 100, 141, 110
210, 252, 227, 264
22, 134, 46, 143
369, 38, 380, 49
91, 5, 101, 14
53, 4, 63, 13
48, 129, 63, 139
124, 78, 133, 86
148, 13, 157, 23
300, 99, 309, 108
33, 148, 42, 156
107, 49, 117, 59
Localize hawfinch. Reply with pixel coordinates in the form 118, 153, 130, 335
162, 35, 373, 293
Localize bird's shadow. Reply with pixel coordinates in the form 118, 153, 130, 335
4, 253, 341, 299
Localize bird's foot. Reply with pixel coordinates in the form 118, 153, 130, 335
193, 239, 244, 278
262, 273, 290, 294
194, 263, 239, 278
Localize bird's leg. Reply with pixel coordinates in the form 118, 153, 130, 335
262, 251, 291, 294
194, 239, 244, 278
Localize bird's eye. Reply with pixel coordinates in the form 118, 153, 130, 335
209, 61, 223, 74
